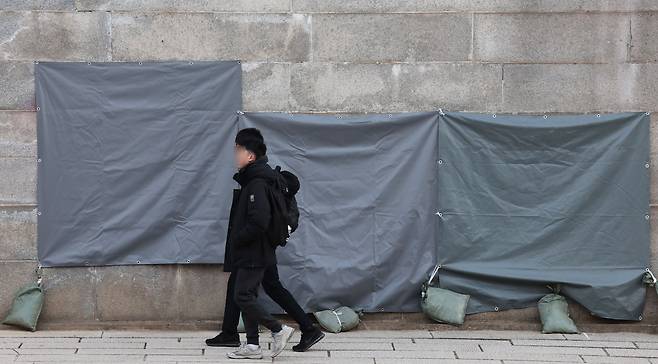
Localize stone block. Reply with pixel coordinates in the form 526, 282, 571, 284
312, 14, 471, 62
111, 13, 310, 62
0, 11, 111, 61
474, 13, 629, 63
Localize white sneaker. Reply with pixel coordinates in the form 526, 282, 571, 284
271, 325, 294, 358
226, 343, 263, 359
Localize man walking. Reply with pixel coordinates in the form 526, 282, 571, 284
209, 128, 323, 359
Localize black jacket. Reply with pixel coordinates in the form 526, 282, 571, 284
223, 156, 277, 272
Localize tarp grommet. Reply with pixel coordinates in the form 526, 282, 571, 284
136, 260, 141, 264
645, 112, 650, 116
596, 114, 601, 118
494, 306, 499, 311
436, 211, 443, 217
138, 61, 142, 65
236, 110, 244, 115
36, 106, 40, 111
543, 115, 548, 119
492, 113, 496, 118
87, 61, 91, 65
639, 315, 643, 320
438, 159, 444, 165
37, 158, 42, 163
36, 211, 41, 216
186, 259, 191, 263
189, 61, 193, 65
645, 163, 650, 169
645, 214, 650, 220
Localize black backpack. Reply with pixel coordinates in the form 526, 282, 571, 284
264, 166, 300, 247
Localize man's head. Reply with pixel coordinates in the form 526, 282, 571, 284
234, 127, 267, 169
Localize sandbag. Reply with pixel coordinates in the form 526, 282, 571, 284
421, 286, 469, 326
313, 306, 360, 333
538, 293, 578, 334
421, 265, 469, 326
2, 283, 44, 331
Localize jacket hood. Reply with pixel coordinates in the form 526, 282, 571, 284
233, 155, 275, 187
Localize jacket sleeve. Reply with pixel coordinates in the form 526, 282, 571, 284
233, 180, 271, 246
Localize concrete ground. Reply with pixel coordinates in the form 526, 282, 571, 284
1, 329, 658, 363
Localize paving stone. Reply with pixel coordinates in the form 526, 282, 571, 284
78, 347, 202, 355
430, 330, 566, 340
481, 344, 605, 355
324, 330, 433, 339
567, 333, 658, 342
276, 358, 374, 364
512, 339, 636, 348
300, 342, 393, 351
637, 342, 658, 349
20, 341, 145, 349
457, 351, 584, 362
15, 348, 76, 354
607, 348, 658, 357
102, 330, 217, 338
15, 354, 146, 361
329, 350, 454, 358
583, 356, 651, 363
0, 330, 102, 338
144, 355, 261, 361
398, 339, 510, 351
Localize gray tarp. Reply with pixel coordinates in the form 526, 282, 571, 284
35, 61, 651, 318
36, 61, 241, 266
240, 112, 439, 312
437, 112, 650, 320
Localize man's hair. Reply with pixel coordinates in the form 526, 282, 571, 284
235, 128, 267, 158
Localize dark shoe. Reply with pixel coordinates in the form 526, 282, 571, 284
292, 327, 325, 352
206, 332, 241, 347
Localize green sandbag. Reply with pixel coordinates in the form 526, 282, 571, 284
313, 306, 360, 333
2, 283, 44, 332
538, 293, 578, 334
421, 286, 469, 326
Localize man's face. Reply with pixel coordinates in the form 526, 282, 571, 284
234, 144, 255, 169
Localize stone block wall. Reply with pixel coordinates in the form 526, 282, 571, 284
1, 0, 657, 329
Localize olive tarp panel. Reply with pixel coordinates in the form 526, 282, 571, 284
36, 61, 241, 266
436, 112, 650, 320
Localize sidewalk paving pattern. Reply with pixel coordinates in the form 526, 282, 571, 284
0, 329, 657, 363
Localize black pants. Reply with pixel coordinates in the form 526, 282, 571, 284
222, 264, 315, 345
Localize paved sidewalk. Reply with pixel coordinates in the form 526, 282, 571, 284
0, 329, 657, 363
